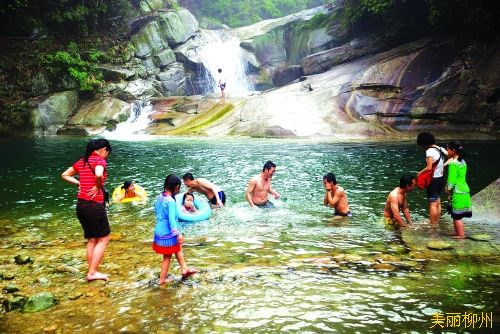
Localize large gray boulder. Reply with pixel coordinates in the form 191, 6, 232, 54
158, 9, 199, 47
30, 90, 78, 136
301, 36, 389, 75
68, 97, 131, 127
152, 48, 177, 69
156, 63, 191, 96
131, 21, 169, 58
253, 28, 288, 66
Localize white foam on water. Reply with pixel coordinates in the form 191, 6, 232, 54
196, 30, 254, 95
103, 101, 156, 141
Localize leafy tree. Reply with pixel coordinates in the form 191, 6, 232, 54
179, 0, 330, 27
0, 0, 131, 38
42, 42, 104, 92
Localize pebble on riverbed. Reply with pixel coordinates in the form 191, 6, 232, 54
14, 254, 34, 265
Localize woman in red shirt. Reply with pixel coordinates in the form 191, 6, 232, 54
62, 139, 112, 281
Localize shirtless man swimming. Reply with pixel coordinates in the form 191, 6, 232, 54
182, 173, 225, 207
383, 174, 416, 227
246, 161, 280, 208
323, 173, 351, 217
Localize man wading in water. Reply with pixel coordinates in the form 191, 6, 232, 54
323, 172, 351, 218
246, 161, 280, 209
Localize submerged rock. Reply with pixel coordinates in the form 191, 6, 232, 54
2, 272, 16, 280
22, 292, 57, 313
469, 234, 492, 241
372, 263, 397, 271
14, 254, 34, 265
427, 241, 454, 250
3, 296, 26, 312
4, 284, 19, 293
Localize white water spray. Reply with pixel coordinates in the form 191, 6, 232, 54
196, 30, 254, 95
103, 101, 155, 141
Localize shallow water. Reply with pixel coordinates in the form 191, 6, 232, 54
0, 137, 499, 333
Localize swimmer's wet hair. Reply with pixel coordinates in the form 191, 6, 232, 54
182, 192, 195, 204
323, 173, 337, 184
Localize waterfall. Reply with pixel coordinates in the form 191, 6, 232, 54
103, 101, 155, 141
196, 30, 254, 96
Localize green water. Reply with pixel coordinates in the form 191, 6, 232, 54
0, 137, 499, 333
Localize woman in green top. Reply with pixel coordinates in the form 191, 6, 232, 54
445, 141, 472, 238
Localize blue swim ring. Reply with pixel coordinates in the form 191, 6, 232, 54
175, 192, 212, 222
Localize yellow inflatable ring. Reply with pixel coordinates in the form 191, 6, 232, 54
112, 184, 147, 203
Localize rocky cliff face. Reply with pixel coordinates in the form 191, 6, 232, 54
13, 1, 500, 138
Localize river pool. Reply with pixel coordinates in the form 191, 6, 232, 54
0, 137, 499, 333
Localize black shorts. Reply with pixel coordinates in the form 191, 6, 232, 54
220, 83, 226, 90
334, 210, 352, 217
426, 176, 445, 202
76, 199, 111, 238
209, 191, 226, 205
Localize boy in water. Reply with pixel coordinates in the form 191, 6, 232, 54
323, 173, 351, 217
383, 174, 416, 227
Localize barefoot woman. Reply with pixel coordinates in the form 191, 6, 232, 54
62, 139, 112, 281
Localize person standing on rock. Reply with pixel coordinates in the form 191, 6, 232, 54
445, 141, 472, 238
61, 139, 112, 282
217, 68, 226, 104
383, 174, 416, 227
416, 132, 448, 224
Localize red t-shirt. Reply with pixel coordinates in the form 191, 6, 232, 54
72, 152, 107, 202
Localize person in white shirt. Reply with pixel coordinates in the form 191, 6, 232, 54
417, 132, 448, 224
217, 68, 226, 104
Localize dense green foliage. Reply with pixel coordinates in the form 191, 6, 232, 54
340, 0, 499, 40
0, 0, 132, 38
42, 42, 106, 92
179, 0, 329, 27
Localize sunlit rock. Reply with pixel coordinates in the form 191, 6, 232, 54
427, 240, 454, 250
158, 9, 199, 47
68, 97, 130, 127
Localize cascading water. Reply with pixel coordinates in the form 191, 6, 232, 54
103, 101, 155, 141
196, 30, 254, 96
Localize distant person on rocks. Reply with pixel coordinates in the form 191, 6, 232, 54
217, 68, 226, 104
416, 132, 448, 224
246, 161, 280, 209
61, 139, 112, 282
322, 173, 351, 218
182, 173, 226, 207
153, 174, 196, 284
445, 141, 472, 239
383, 174, 416, 227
